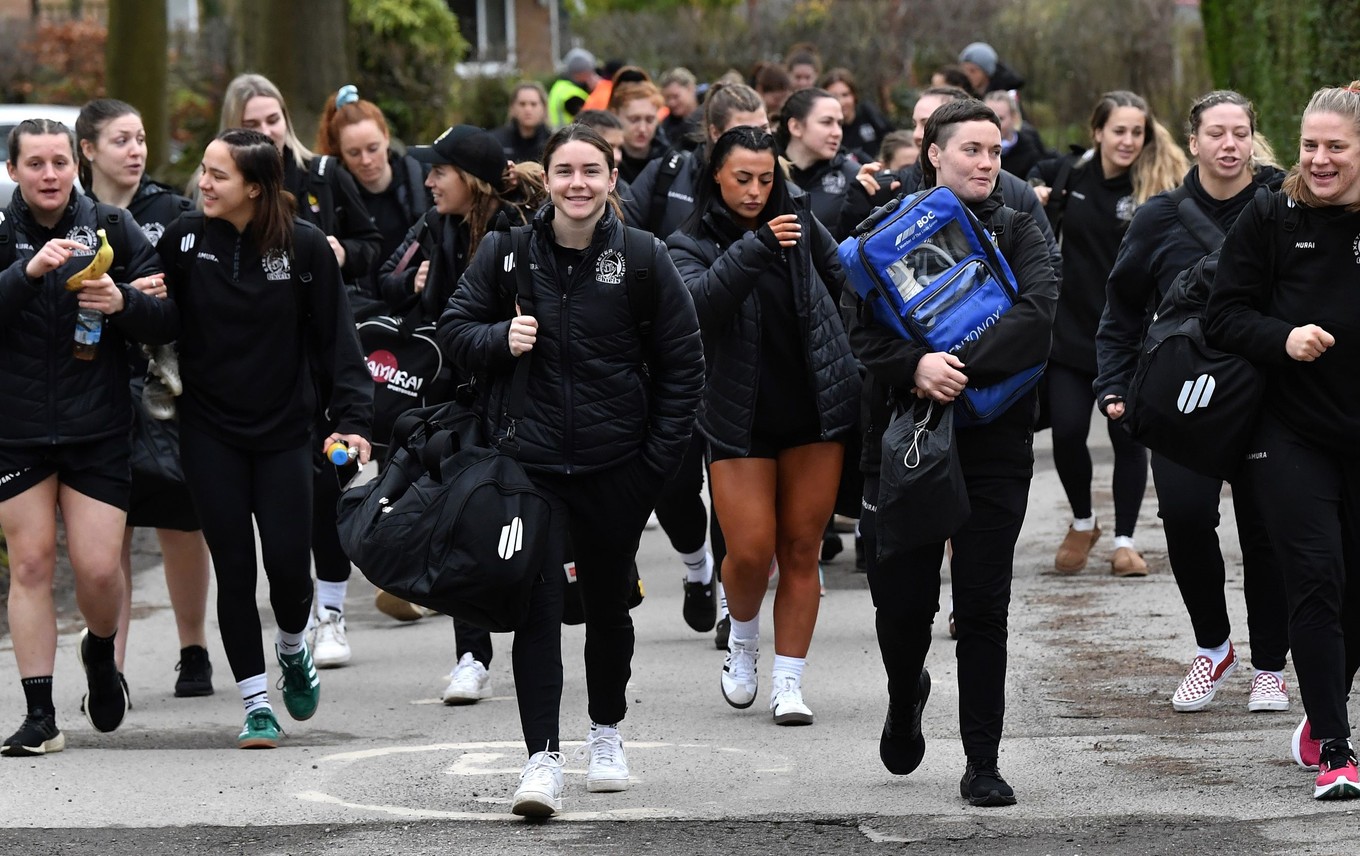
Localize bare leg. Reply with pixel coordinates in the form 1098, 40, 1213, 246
708, 458, 777, 625
771, 442, 842, 658
1, 477, 60, 678
157, 528, 211, 649
59, 485, 126, 639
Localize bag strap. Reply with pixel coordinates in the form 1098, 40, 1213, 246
648, 149, 685, 233
622, 225, 655, 344
0, 210, 11, 270
1044, 151, 1082, 238
499, 225, 536, 455
1167, 185, 1225, 254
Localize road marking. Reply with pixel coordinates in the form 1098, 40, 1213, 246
295, 790, 683, 821
318, 741, 674, 764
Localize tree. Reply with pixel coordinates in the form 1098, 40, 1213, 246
106, 0, 168, 170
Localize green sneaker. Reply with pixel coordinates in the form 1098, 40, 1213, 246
276, 644, 320, 721
238, 708, 281, 749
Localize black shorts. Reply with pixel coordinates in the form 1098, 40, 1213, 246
0, 439, 131, 510
708, 429, 830, 462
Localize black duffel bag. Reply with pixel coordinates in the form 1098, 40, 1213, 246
876, 399, 971, 557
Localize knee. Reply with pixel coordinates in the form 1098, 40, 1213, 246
8, 547, 56, 590
75, 562, 124, 596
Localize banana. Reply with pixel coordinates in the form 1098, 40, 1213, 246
65, 228, 114, 291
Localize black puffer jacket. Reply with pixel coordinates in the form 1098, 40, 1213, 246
438, 204, 704, 478
0, 191, 176, 446
667, 196, 860, 457
787, 151, 862, 241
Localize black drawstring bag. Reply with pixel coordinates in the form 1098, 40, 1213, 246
876, 399, 970, 558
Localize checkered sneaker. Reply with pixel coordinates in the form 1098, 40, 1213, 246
1171, 646, 1238, 712
1247, 671, 1289, 712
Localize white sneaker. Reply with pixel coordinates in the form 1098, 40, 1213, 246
309, 607, 351, 668
442, 652, 492, 705
579, 725, 630, 792
511, 750, 564, 817
770, 675, 814, 725
721, 637, 759, 709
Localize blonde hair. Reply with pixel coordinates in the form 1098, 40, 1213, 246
1282, 82, 1360, 212
220, 73, 314, 170
1089, 90, 1188, 205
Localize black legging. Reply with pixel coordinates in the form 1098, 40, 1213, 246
179, 427, 314, 682
1047, 362, 1146, 537
312, 453, 358, 584
1151, 453, 1288, 671
653, 433, 709, 556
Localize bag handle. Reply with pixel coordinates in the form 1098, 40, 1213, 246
499, 226, 535, 456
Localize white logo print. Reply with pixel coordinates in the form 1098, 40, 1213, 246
181, 232, 196, 254
141, 222, 166, 247
1352, 233, 1360, 264
262, 249, 291, 281
1177, 373, 1216, 414
503, 252, 515, 273
498, 517, 524, 560
66, 225, 97, 255
596, 249, 625, 285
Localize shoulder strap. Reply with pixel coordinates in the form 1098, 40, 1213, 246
1044, 152, 1082, 237
0, 210, 11, 270
499, 225, 535, 452
622, 226, 655, 344
648, 149, 686, 232
1166, 186, 1225, 254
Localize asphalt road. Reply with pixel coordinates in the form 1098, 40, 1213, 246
1, 421, 1354, 855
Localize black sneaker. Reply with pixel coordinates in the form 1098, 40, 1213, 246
175, 645, 215, 697
714, 615, 731, 651
682, 579, 717, 633
820, 532, 843, 562
77, 628, 128, 733
1, 710, 64, 757
960, 757, 1017, 806
881, 668, 930, 775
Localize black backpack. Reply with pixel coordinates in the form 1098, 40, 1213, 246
1122, 189, 1296, 481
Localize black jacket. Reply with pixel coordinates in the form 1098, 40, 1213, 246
1000, 124, 1051, 188
282, 149, 383, 286
0, 191, 176, 446
619, 136, 670, 186
1095, 165, 1284, 403
491, 122, 550, 165
437, 204, 704, 478
89, 177, 193, 249
787, 151, 862, 242
1207, 191, 1360, 456
667, 196, 860, 457
158, 213, 372, 449
848, 184, 1058, 477
624, 148, 700, 241
842, 102, 895, 165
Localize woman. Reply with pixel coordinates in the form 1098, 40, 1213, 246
610, 81, 668, 184
158, 128, 372, 749
853, 99, 1057, 804
669, 126, 860, 725
775, 87, 860, 241
819, 68, 894, 166
1206, 82, 1360, 800
220, 74, 381, 670
378, 124, 545, 705
492, 82, 551, 165
0, 118, 174, 756
438, 124, 702, 816
1030, 91, 1186, 576
75, 98, 214, 699
1095, 91, 1289, 715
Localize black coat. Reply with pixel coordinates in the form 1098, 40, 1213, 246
667, 197, 860, 457
0, 191, 176, 446
787, 151, 862, 241
437, 204, 704, 478
282, 149, 383, 285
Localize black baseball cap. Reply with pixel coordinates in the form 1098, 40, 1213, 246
408, 125, 505, 191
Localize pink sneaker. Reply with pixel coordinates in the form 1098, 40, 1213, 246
1247, 671, 1289, 712
1171, 645, 1238, 712
1315, 740, 1360, 800
1293, 717, 1321, 770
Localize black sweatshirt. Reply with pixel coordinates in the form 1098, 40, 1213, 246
1095, 165, 1284, 401
1032, 155, 1136, 374
158, 213, 372, 449
1206, 191, 1360, 456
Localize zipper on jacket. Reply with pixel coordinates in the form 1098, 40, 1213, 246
46, 273, 59, 443
232, 233, 242, 282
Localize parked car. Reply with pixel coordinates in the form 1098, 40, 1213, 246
1, 104, 83, 206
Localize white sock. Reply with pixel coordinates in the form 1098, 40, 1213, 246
276, 628, 306, 655
1197, 639, 1232, 667
730, 614, 759, 644
1071, 515, 1096, 532
682, 547, 713, 584
238, 674, 270, 714
717, 580, 729, 620
771, 654, 805, 685
316, 580, 347, 614
1113, 535, 1135, 551
590, 721, 619, 736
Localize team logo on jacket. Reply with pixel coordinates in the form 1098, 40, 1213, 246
262, 249, 291, 281
822, 171, 847, 195
66, 225, 97, 254
596, 249, 625, 285
141, 222, 165, 248
1352, 233, 1360, 264
1115, 195, 1137, 224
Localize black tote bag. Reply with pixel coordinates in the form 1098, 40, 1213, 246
876, 399, 971, 557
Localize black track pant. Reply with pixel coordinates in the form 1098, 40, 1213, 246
455, 619, 493, 668
312, 455, 358, 584
1047, 362, 1146, 536
180, 428, 314, 682
1242, 414, 1360, 740
865, 469, 1030, 759
1151, 453, 1288, 670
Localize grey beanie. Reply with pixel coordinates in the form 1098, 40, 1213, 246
564, 48, 597, 77
958, 42, 998, 77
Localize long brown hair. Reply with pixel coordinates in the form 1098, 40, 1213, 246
216, 128, 295, 254
1088, 90, 1187, 205
1282, 82, 1360, 212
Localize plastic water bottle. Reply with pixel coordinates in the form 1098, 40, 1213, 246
73, 308, 103, 361
326, 441, 357, 466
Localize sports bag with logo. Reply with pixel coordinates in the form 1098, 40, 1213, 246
838, 185, 1044, 426
357, 310, 453, 449
336, 227, 556, 632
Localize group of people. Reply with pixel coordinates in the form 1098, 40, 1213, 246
3, 37, 1360, 817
